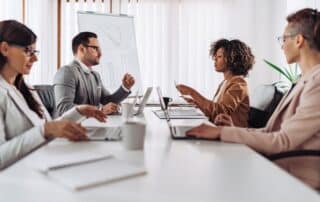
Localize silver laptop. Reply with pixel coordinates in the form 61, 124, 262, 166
156, 87, 202, 139
112, 87, 152, 116
133, 87, 153, 115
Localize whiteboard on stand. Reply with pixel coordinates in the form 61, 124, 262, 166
77, 11, 142, 93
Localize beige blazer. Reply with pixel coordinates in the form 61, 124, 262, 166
199, 75, 249, 127
220, 65, 320, 190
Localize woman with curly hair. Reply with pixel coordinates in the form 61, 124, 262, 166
176, 39, 254, 127
187, 8, 320, 190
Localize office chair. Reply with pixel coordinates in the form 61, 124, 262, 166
266, 150, 320, 161
248, 83, 288, 128
33, 85, 57, 118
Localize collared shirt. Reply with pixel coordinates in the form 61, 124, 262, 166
75, 58, 130, 92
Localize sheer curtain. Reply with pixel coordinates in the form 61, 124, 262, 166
125, 0, 286, 98
2, 0, 320, 95
0, 0, 22, 21
24, 0, 58, 84
61, 0, 111, 67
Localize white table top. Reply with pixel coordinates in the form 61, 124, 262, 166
0, 109, 319, 202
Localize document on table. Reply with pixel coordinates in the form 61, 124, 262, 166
47, 157, 147, 190
29, 149, 112, 172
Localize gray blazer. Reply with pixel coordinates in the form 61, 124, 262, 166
0, 76, 82, 170
53, 60, 130, 116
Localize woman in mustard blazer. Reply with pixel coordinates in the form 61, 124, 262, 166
176, 39, 254, 127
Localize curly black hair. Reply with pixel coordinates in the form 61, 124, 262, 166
209, 39, 255, 76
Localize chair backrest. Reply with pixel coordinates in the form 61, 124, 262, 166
248, 83, 288, 128
33, 85, 57, 118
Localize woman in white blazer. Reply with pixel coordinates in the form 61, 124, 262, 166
0, 20, 106, 170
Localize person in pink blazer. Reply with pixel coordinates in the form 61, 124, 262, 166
187, 8, 320, 190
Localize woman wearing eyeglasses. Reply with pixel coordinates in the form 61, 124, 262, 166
187, 8, 320, 190
176, 39, 254, 127
0, 20, 106, 169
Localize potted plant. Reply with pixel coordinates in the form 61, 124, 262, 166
263, 59, 300, 84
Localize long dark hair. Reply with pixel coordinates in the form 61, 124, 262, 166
0, 20, 43, 118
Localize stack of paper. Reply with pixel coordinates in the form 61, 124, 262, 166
47, 157, 146, 190
30, 150, 112, 172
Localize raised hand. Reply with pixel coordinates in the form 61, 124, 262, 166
122, 73, 135, 90
176, 84, 194, 96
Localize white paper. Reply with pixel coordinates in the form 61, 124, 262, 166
48, 157, 147, 190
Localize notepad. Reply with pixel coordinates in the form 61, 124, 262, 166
31, 150, 112, 172
47, 157, 147, 190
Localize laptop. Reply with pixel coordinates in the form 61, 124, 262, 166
133, 87, 153, 115
111, 87, 152, 116
153, 87, 206, 119
156, 87, 207, 139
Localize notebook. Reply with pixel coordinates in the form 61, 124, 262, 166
29, 149, 112, 172
47, 157, 147, 190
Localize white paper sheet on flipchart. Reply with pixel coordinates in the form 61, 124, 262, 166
47, 157, 147, 190
26, 142, 112, 172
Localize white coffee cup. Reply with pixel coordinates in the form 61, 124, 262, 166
121, 121, 146, 150
121, 102, 134, 120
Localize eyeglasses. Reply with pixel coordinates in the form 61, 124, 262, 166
83, 44, 101, 52
276, 33, 299, 46
9, 44, 40, 57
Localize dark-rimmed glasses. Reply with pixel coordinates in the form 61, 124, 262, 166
83, 44, 101, 52
276, 34, 298, 46
9, 44, 40, 57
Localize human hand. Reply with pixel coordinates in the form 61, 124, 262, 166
76, 105, 106, 122
102, 102, 119, 115
186, 123, 221, 140
44, 120, 88, 141
214, 114, 234, 126
181, 96, 197, 105
122, 73, 135, 90
176, 84, 194, 96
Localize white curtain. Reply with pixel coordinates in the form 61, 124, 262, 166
124, 0, 286, 98
24, 0, 58, 85
2, 0, 320, 96
61, 0, 111, 67
0, 0, 22, 21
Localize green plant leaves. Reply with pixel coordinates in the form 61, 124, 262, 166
263, 59, 299, 83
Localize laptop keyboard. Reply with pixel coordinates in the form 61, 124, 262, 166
167, 109, 203, 116
88, 127, 122, 141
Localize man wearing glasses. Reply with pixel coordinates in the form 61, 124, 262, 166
54, 32, 135, 116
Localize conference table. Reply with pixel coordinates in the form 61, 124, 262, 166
0, 109, 319, 202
